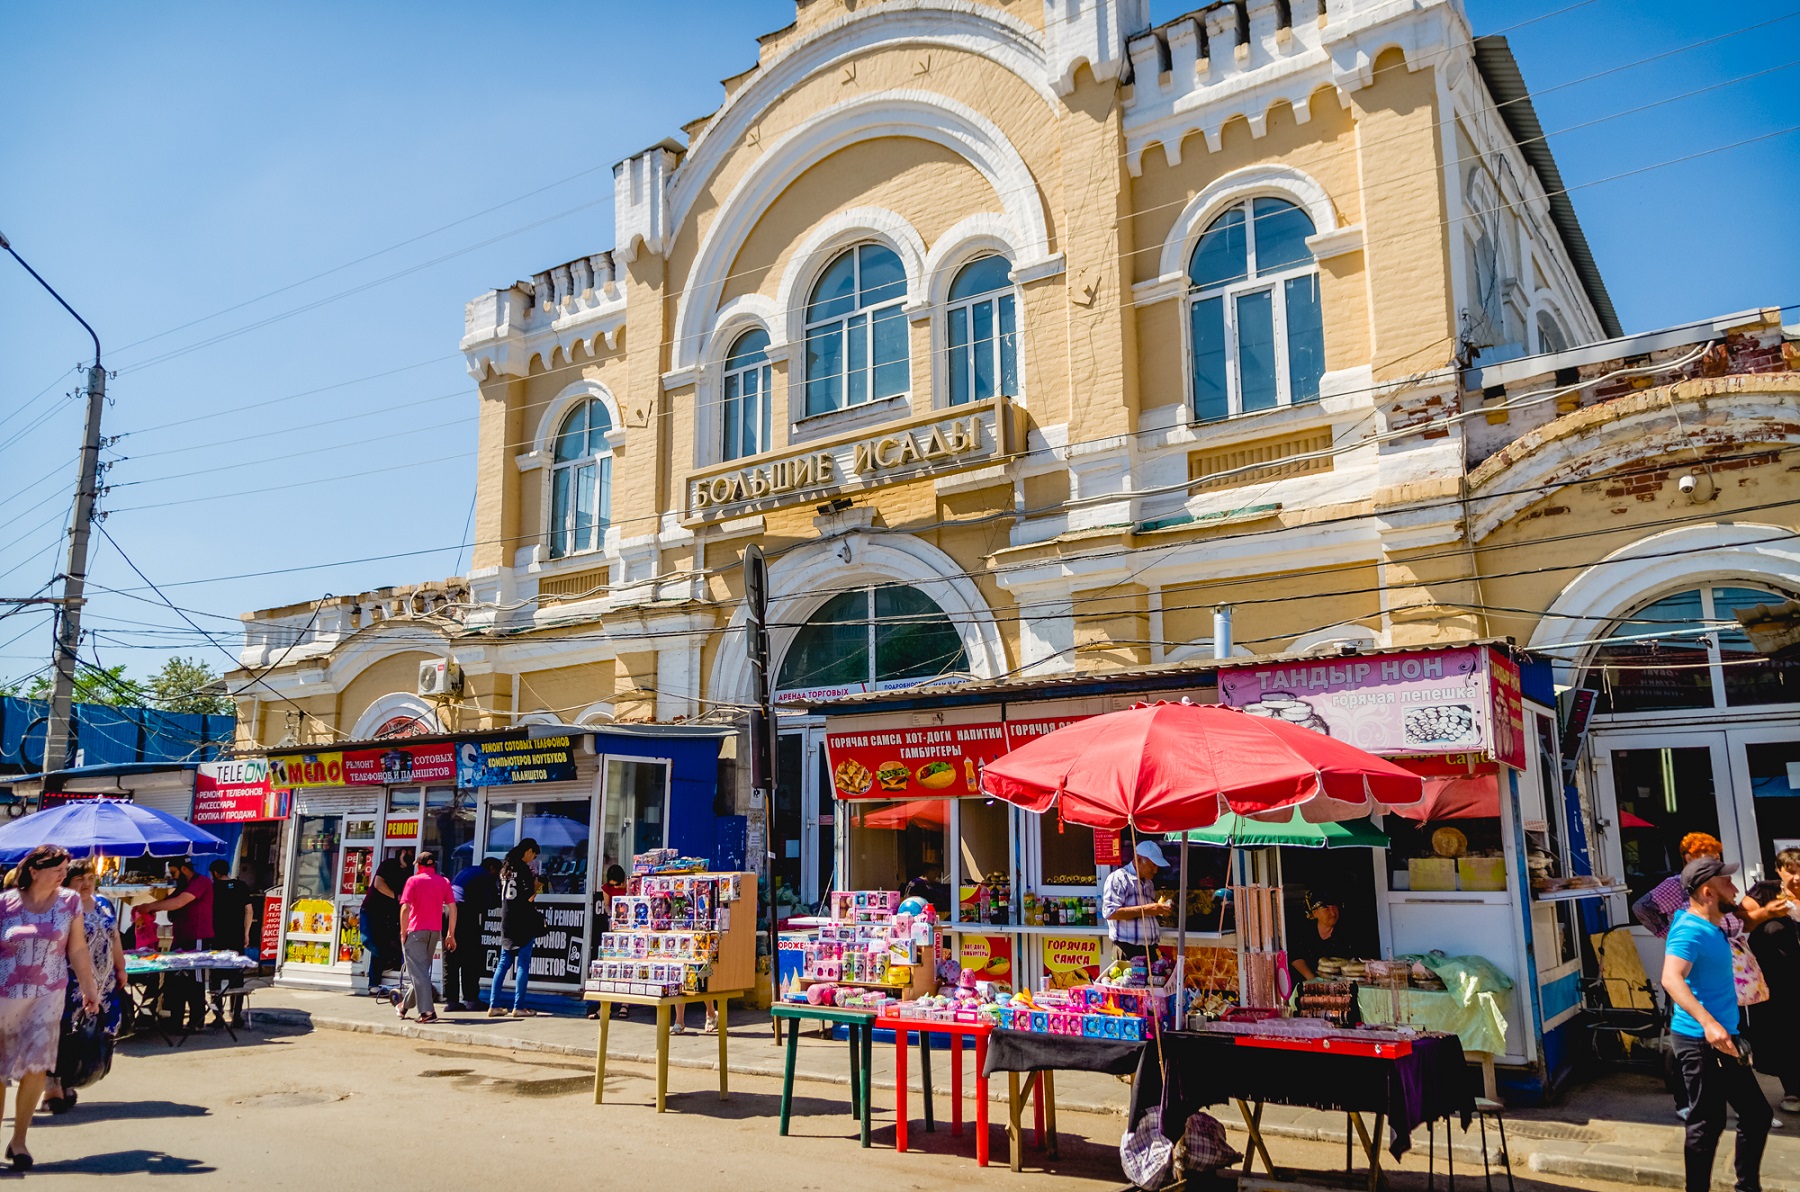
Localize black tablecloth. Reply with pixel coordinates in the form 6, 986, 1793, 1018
1130, 1031, 1473, 1158
982, 1027, 1145, 1078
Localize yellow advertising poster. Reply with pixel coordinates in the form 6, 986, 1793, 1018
268, 752, 346, 788
956, 934, 1013, 988
1041, 935, 1103, 989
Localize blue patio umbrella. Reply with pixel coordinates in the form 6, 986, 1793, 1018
0, 799, 227, 866
484, 814, 589, 852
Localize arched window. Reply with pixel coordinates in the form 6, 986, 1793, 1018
776, 584, 969, 695
1187, 198, 1324, 422
946, 255, 1019, 406
1584, 584, 1800, 714
548, 398, 612, 559
803, 243, 908, 416
1536, 311, 1570, 354
722, 329, 772, 461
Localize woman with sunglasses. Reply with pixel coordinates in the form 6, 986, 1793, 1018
0, 844, 101, 1171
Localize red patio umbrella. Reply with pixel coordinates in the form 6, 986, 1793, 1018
981, 701, 1424, 834
1387, 773, 1502, 821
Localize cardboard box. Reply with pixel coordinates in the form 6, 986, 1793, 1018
1408, 857, 1458, 892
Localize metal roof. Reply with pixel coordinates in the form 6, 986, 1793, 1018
1472, 36, 1623, 339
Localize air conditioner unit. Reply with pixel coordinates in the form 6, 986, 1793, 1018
417, 659, 463, 697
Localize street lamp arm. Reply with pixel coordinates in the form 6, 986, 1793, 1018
0, 231, 101, 367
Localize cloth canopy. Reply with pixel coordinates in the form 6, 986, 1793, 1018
1386, 774, 1501, 821
0, 798, 226, 865
1168, 808, 1389, 849
981, 702, 1423, 834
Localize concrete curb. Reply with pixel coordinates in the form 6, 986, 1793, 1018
253, 1007, 1129, 1115
257, 1008, 1799, 1192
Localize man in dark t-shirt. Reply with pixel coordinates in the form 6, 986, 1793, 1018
363, 849, 414, 992
210, 860, 256, 1026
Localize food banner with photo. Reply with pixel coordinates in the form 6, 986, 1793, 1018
957, 933, 1014, 986
1217, 645, 1527, 768
456, 735, 578, 787
825, 722, 1007, 799
194, 758, 293, 824
1041, 934, 1103, 989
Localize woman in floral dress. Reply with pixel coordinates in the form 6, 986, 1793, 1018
0, 845, 100, 1171
42, 859, 128, 1113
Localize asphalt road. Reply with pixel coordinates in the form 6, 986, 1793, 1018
0, 1023, 1677, 1191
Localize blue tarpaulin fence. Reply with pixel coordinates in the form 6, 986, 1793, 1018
0, 696, 232, 775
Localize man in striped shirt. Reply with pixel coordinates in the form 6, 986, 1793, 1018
1103, 841, 1173, 961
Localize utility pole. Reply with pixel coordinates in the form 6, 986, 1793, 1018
1, 231, 105, 777
741, 544, 779, 990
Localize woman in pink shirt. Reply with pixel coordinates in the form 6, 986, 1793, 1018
396, 852, 456, 1023
1, 845, 100, 1171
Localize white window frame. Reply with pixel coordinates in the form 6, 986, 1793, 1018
1593, 584, 1797, 714
721, 331, 773, 461
802, 245, 909, 417
547, 399, 613, 560
944, 257, 1021, 408
1184, 197, 1322, 420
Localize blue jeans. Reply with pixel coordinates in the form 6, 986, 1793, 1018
491, 943, 533, 1010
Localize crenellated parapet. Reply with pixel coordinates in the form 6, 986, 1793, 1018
461, 249, 628, 381
1120, 0, 1456, 174
613, 139, 683, 264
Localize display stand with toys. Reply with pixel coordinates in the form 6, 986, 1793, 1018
583, 850, 757, 1113
779, 892, 938, 1029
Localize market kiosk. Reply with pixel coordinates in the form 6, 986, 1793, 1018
810, 643, 1605, 1102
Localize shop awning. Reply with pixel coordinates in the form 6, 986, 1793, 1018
1386, 774, 1501, 821
1167, 809, 1389, 850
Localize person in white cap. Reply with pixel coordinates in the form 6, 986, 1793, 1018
1102, 840, 1173, 963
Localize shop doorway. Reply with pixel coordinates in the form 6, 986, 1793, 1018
480, 790, 599, 989
776, 727, 832, 913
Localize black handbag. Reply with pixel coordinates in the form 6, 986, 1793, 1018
53, 1008, 113, 1091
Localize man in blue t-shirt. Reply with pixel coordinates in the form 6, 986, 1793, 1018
1661, 855, 1773, 1192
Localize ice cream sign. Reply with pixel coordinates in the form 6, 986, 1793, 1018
1218, 646, 1526, 769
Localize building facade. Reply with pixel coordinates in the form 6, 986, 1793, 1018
235, 0, 1799, 1023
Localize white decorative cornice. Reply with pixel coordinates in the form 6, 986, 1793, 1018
674, 1, 1056, 236
462, 254, 628, 382
1120, 0, 1455, 176
1045, 0, 1150, 96
1305, 224, 1365, 260
615, 142, 681, 264
670, 89, 1053, 375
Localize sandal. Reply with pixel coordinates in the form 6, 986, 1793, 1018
510, 1007, 538, 1017
6, 1145, 33, 1172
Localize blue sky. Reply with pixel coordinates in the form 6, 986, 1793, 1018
1, 0, 1795, 692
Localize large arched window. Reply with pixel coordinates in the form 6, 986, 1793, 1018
804, 243, 908, 416
722, 328, 772, 461
946, 255, 1019, 406
548, 398, 612, 559
776, 584, 969, 695
1584, 584, 1800, 713
1187, 197, 1324, 422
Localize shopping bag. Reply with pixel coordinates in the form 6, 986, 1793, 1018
1731, 935, 1770, 1006
52, 1008, 114, 1091
1120, 1107, 1176, 1189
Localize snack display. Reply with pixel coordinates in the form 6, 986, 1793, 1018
586, 865, 755, 999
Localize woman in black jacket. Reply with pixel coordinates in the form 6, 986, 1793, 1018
488, 840, 542, 1018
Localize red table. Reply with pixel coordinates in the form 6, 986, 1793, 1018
880, 1013, 995, 1167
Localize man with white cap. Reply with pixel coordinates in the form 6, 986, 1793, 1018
1102, 840, 1173, 962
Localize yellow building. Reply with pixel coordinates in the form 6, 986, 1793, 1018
237, 0, 1799, 1047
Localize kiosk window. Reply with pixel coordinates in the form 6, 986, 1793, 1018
1039, 821, 1098, 889
846, 799, 950, 918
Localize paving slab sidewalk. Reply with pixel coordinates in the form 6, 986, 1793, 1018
248, 988, 1799, 1192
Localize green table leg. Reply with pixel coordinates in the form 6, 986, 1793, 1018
848, 1022, 862, 1119
859, 1022, 873, 1148
779, 1016, 799, 1135
919, 1031, 935, 1133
